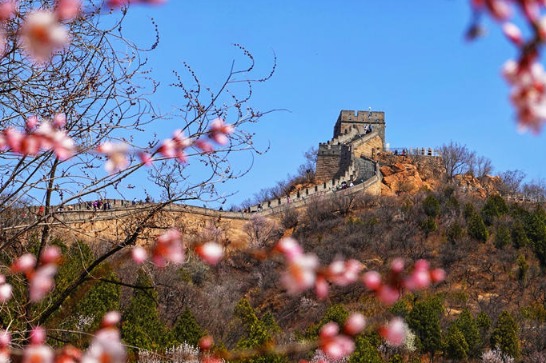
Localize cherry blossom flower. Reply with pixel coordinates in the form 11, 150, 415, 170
280, 252, 319, 294
0, 330, 10, 363
81, 312, 126, 363
0, 0, 16, 21
326, 258, 363, 286
29, 264, 57, 302
11, 253, 37, 273
194, 139, 214, 154
195, 242, 224, 265
208, 118, 234, 145
138, 151, 153, 166
380, 317, 408, 347
55, 0, 81, 21
318, 322, 355, 360
18, 10, 71, 63
152, 229, 185, 267
343, 313, 366, 336
131, 246, 148, 264
503, 57, 546, 132
23, 327, 54, 363
0, 282, 12, 302
96, 141, 129, 173
275, 237, 303, 261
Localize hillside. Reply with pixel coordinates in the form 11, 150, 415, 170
21, 153, 545, 362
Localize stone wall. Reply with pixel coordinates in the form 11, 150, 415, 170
352, 134, 383, 159
315, 143, 351, 182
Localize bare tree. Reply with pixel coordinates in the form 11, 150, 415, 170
0, 0, 274, 344
497, 169, 526, 196
243, 215, 279, 248
438, 141, 476, 181
469, 155, 494, 180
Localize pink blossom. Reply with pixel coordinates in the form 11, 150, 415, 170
0, 1, 16, 21
11, 253, 36, 273
52, 113, 66, 128
315, 275, 329, 300
101, 311, 121, 327
320, 335, 354, 361
199, 335, 214, 351
81, 327, 126, 363
131, 246, 148, 264
24, 327, 53, 363
23, 344, 54, 363
430, 268, 446, 282
0, 330, 10, 347
208, 118, 234, 145
503, 58, 546, 132
362, 270, 382, 290
29, 264, 57, 302
4, 128, 23, 153
26, 115, 39, 130
502, 23, 523, 46
344, 313, 366, 336
326, 258, 363, 286
55, 0, 81, 21
195, 242, 224, 265
40, 246, 61, 264
96, 141, 130, 173
18, 10, 71, 63
380, 317, 408, 347
0, 283, 12, 302
138, 151, 153, 166
194, 139, 214, 154
152, 229, 185, 267
275, 237, 303, 261
281, 253, 319, 294
376, 285, 400, 305
319, 323, 355, 360
390, 258, 405, 273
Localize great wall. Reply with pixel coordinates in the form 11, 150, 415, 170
4, 109, 442, 246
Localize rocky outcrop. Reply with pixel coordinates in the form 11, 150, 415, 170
380, 162, 433, 196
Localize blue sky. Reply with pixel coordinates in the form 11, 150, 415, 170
120, 1, 546, 206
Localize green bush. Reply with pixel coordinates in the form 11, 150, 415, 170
419, 216, 437, 237
465, 206, 489, 242
494, 224, 512, 249
481, 195, 508, 225
422, 194, 441, 218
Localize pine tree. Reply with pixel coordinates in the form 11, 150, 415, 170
453, 308, 481, 357
445, 325, 469, 361
122, 270, 172, 351
172, 308, 204, 347
407, 296, 443, 361
349, 334, 383, 363
234, 298, 286, 363
490, 311, 520, 359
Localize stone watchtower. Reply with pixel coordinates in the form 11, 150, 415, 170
333, 110, 386, 144
315, 109, 386, 182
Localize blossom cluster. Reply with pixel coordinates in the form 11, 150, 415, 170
98, 117, 234, 173
0, 1, 168, 64
470, 0, 546, 132
1, 114, 75, 160
132, 228, 225, 267
274, 237, 445, 360
0, 112, 234, 174
11, 245, 61, 302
